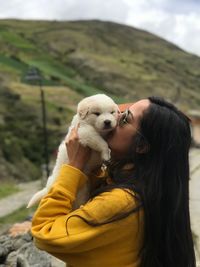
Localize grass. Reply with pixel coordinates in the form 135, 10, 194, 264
0, 205, 36, 225
22, 58, 105, 96
0, 54, 28, 72
0, 183, 20, 200
0, 30, 35, 49
26, 57, 77, 78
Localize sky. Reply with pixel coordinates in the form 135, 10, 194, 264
0, 0, 200, 56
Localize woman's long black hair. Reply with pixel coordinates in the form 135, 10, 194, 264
89, 96, 196, 267
136, 96, 196, 267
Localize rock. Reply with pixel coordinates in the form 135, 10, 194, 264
8, 222, 32, 238
12, 233, 33, 251
5, 251, 19, 267
0, 230, 65, 267
0, 235, 13, 263
17, 242, 52, 267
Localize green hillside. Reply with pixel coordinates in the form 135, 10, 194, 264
0, 19, 200, 182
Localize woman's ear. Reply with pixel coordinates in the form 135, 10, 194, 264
135, 134, 150, 154
136, 143, 150, 154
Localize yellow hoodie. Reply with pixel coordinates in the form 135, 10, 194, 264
31, 164, 144, 267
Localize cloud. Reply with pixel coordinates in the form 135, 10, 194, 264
173, 13, 200, 56
0, 0, 200, 56
0, 0, 129, 22
124, 0, 200, 56
59, 0, 128, 22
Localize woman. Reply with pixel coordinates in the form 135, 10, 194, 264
31, 96, 196, 267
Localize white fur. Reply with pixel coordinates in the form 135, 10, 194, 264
27, 94, 119, 209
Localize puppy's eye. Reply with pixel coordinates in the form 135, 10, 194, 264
111, 111, 115, 114
93, 112, 100, 116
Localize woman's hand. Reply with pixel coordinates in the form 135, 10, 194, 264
65, 126, 91, 172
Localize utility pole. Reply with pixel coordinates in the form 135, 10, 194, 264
25, 67, 50, 179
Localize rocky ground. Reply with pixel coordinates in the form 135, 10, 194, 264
0, 181, 66, 266
0, 231, 65, 267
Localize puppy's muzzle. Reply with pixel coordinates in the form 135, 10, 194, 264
104, 120, 112, 129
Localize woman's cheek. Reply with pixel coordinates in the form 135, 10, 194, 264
107, 128, 121, 147
108, 130, 130, 156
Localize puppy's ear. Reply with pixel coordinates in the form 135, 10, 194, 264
78, 105, 89, 119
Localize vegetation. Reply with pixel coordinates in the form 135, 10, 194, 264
0, 19, 200, 183
0, 182, 20, 199
0, 205, 36, 225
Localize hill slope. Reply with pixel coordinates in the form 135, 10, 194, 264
1, 19, 200, 106
0, 19, 200, 181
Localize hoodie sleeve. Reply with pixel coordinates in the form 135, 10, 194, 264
31, 164, 135, 254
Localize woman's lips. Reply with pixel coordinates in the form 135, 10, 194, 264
105, 128, 116, 141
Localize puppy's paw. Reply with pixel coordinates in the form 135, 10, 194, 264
101, 148, 111, 161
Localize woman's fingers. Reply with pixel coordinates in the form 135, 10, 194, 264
70, 127, 78, 140
66, 125, 79, 144
64, 124, 91, 172
71, 123, 80, 137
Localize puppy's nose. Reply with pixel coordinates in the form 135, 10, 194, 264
104, 120, 111, 127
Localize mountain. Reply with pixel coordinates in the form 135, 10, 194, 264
0, 19, 200, 182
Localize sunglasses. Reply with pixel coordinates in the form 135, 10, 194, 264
119, 109, 149, 145
118, 109, 132, 127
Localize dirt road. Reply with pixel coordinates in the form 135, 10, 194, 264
0, 180, 41, 218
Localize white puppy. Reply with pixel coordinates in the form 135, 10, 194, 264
27, 94, 119, 209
